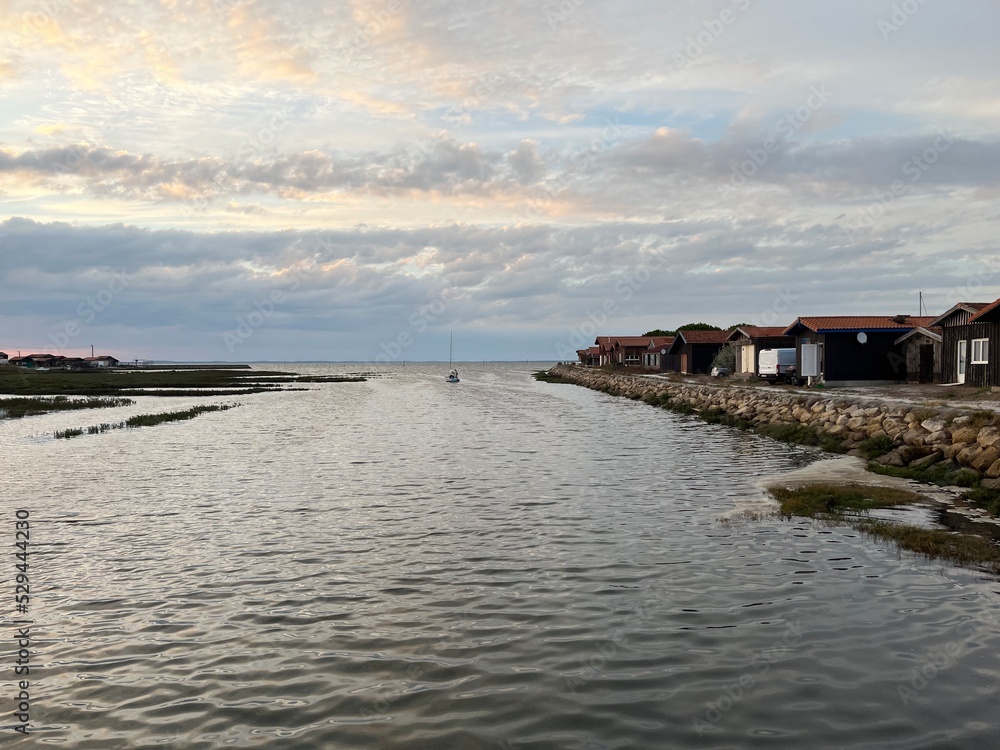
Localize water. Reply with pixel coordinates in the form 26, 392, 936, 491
3, 363, 999, 748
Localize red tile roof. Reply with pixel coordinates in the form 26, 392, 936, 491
613, 336, 655, 348
647, 336, 675, 348
784, 316, 937, 334
968, 298, 1000, 323
676, 329, 732, 344
737, 326, 791, 337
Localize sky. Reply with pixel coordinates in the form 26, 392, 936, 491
1, 0, 999, 362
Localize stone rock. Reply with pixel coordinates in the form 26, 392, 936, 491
952, 415, 971, 426
924, 430, 951, 445
977, 426, 1000, 449
876, 450, 906, 468
847, 448, 865, 458
921, 417, 948, 434
980, 477, 1000, 489
956, 446, 981, 467
848, 431, 867, 442
986, 460, 1000, 480
951, 427, 980, 445
847, 416, 867, 431
942, 445, 964, 460
972, 447, 1000, 472
901, 428, 930, 446
909, 451, 943, 469
866, 427, 890, 440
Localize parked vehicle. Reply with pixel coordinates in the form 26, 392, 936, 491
710, 366, 732, 378
758, 348, 797, 383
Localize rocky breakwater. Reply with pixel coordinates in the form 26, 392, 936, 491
550, 365, 1000, 486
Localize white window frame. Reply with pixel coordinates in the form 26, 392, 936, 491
972, 338, 989, 364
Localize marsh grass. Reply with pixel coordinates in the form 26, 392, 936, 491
868, 462, 980, 488
0, 367, 363, 397
53, 403, 240, 439
0, 396, 133, 419
533, 370, 571, 383
770, 483, 1000, 575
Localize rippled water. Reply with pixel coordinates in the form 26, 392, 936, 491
4, 363, 1000, 748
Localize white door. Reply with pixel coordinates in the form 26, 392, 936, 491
958, 340, 967, 384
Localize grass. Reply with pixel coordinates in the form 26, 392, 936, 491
533, 370, 571, 383
770, 483, 1000, 575
868, 462, 981, 488
0, 396, 134, 419
855, 520, 1000, 574
963, 486, 1000, 516
756, 422, 845, 452
857, 434, 895, 459
0, 367, 364, 397
770, 483, 918, 519
53, 403, 240, 439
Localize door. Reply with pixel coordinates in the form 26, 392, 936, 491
958, 340, 967, 384
919, 345, 934, 383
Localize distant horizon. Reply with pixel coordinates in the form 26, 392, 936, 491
2, 2, 998, 362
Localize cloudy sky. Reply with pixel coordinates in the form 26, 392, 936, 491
1, 0, 998, 362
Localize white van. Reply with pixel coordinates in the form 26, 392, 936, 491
758, 348, 797, 383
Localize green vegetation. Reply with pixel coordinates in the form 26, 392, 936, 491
963, 486, 1000, 516
857, 434, 895, 459
855, 520, 1000, 574
0, 396, 133, 419
868, 462, 981, 488
770, 483, 917, 519
746, 422, 845, 453
533, 370, 571, 383
770, 483, 1000, 575
641, 323, 724, 337
53, 403, 240, 439
710, 344, 736, 372
0, 367, 363, 397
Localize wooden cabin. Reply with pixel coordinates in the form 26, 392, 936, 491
893, 327, 943, 384
667, 330, 731, 374
783, 315, 937, 386
928, 302, 990, 385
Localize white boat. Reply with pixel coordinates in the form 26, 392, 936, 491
445, 332, 460, 383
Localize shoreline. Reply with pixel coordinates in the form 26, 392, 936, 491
546, 365, 1000, 562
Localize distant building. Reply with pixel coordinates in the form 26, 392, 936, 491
667, 330, 732, 374
0, 351, 7, 365
84, 356, 120, 368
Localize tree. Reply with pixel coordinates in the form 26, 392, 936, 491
676, 323, 722, 332
727, 322, 753, 330
642, 329, 675, 337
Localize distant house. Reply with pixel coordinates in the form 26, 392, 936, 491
893, 327, 943, 384
61, 357, 88, 369
85, 356, 119, 368
929, 302, 992, 385
642, 336, 679, 371
727, 326, 796, 375
612, 337, 655, 368
576, 347, 600, 366
667, 330, 732, 374
594, 336, 615, 367
0, 352, 7, 365
783, 315, 937, 386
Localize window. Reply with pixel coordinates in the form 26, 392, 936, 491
972, 338, 989, 364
